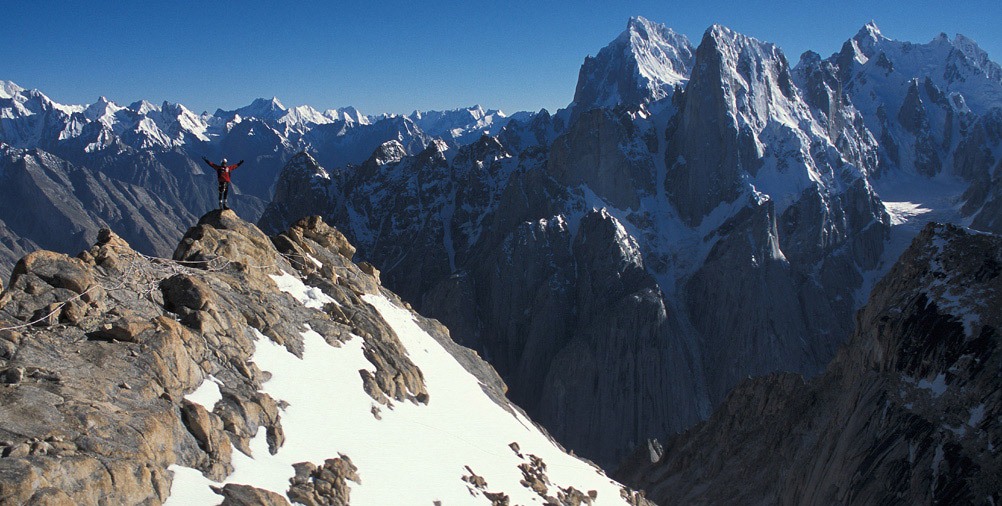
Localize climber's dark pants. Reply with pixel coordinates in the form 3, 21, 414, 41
218, 181, 229, 203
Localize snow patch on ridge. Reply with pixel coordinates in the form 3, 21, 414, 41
269, 270, 336, 309
184, 375, 223, 409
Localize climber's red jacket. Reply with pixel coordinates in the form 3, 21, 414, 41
204, 159, 243, 183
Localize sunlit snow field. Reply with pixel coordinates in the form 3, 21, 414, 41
165, 272, 629, 505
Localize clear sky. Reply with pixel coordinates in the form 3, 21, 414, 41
4, 1, 1000, 116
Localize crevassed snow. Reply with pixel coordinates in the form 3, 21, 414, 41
269, 271, 335, 309
184, 375, 223, 409
167, 286, 630, 504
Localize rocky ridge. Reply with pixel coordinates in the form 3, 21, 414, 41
0, 211, 641, 504
616, 223, 1001, 505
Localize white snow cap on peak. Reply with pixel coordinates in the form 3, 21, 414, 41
624, 15, 668, 43
852, 21, 886, 55
952, 33, 1002, 83
0, 80, 25, 99
84, 96, 124, 121
286, 151, 328, 176
264, 96, 285, 109
373, 139, 407, 165
425, 138, 450, 154
705, 24, 737, 43
624, 16, 693, 80
571, 15, 694, 111
129, 99, 160, 115
860, 21, 882, 38
325, 106, 369, 125
233, 97, 287, 118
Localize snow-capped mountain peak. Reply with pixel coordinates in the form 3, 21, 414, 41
571, 16, 694, 114
277, 104, 332, 129
369, 140, 408, 166
325, 106, 369, 125
625, 16, 694, 89
128, 99, 160, 116
0, 80, 25, 99
952, 33, 1002, 83
698, 23, 804, 130
214, 96, 289, 124
405, 105, 509, 145
83, 96, 124, 123
853, 21, 886, 55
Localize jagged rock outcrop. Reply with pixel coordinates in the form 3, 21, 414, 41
617, 223, 1002, 505
258, 152, 338, 236
665, 24, 889, 401
0, 211, 637, 504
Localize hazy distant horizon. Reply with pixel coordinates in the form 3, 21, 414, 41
5, 0, 1000, 116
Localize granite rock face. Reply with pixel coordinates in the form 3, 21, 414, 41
548, 108, 655, 210
617, 223, 1002, 505
0, 212, 405, 503
257, 152, 338, 237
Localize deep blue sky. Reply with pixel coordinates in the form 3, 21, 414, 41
4, 1, 1000, 116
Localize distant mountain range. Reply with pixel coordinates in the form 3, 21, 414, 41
0, 79, 529, 282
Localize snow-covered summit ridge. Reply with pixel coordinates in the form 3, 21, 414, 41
0, 80, 26, 99
403, 105, 514, 144
667, 19, 862, 224
222, 97, 287, 122
833, 21, 1002, 114
698, 23, 805, 131
623, 16, 694, 89
571, 16, 694, 113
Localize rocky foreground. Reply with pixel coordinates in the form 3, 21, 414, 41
0, 211, 646, 505
617, 223, 1001, 505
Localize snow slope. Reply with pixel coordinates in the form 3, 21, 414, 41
166, 275, 633, 504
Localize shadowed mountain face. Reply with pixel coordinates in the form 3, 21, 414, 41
617, 223, 1002, 505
